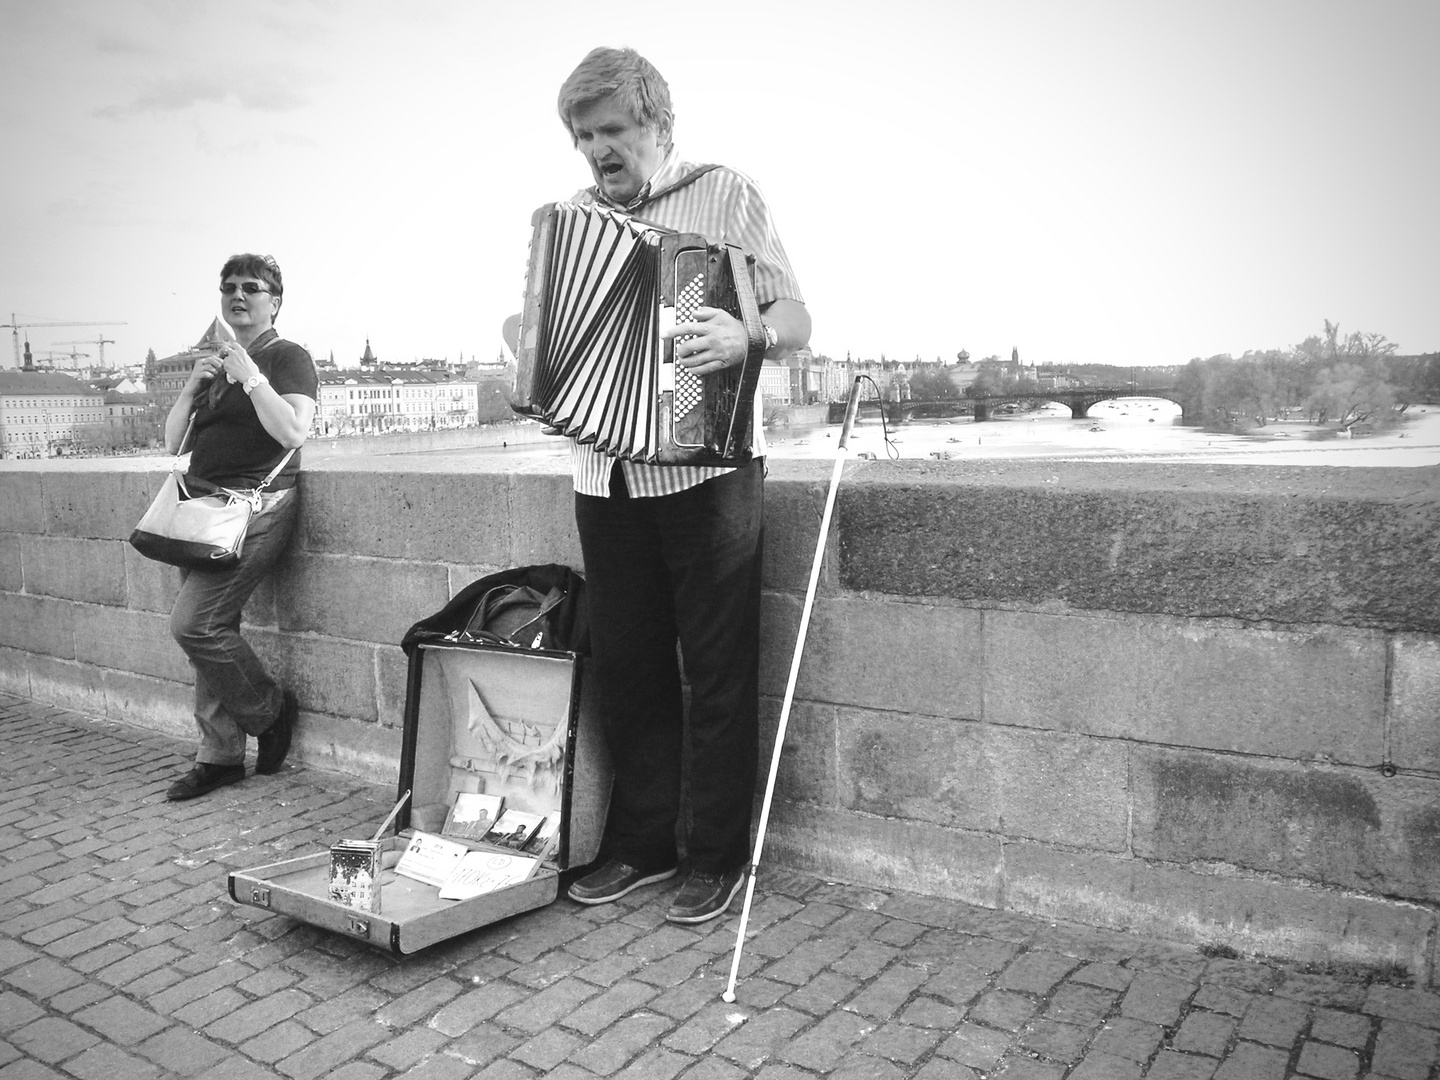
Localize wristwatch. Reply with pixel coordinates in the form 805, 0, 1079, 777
762, 321, 778, 351
243, 373, 269, 395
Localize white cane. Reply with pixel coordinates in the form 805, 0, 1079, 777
722, 377, 865, 1002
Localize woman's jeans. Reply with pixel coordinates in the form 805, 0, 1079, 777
169, 487, 298, 766
574, 460, 764, 876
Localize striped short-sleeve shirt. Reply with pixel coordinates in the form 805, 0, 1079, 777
564, 148, 805, 498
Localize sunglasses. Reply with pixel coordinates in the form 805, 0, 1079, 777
220, 282, 273, 296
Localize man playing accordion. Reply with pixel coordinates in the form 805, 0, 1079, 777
511, 46, 810, 923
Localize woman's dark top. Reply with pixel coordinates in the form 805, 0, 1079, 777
188, 329, 319, 490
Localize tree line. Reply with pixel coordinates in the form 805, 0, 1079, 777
1176, 322, 1438, 431
902, 321, 1438, 431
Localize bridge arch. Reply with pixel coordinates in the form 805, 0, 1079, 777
964, 387, 1190, 423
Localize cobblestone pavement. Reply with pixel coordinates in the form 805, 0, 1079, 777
3, 691, 1439, 1080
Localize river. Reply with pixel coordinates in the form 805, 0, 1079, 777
458, 398, 1440, 470
767, 398, 1440, 469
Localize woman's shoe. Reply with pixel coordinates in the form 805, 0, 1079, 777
166, 762, 245, 801
256, 690, 297, 774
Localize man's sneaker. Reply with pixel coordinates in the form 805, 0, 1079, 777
256, 690, 297, 775
665, 867, 746, 924
166, 762, 245, 801
567, 859, 677, 905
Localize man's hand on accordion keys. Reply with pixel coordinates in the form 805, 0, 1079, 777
662, 305, 749, 377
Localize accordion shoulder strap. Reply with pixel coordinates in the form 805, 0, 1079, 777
636, 163, 722, 208
588, 163, 724, 217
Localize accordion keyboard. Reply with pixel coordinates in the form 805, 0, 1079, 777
672, 271, 707, 420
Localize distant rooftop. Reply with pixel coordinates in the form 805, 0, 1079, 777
0, 371, 107, 395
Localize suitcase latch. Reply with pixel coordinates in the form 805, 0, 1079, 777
249, 886, 270, 907
346, 915, 370, 938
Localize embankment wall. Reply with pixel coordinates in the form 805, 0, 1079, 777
2, 453, 1438, 983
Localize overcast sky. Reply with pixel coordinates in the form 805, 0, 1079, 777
1, 0, 1436, 372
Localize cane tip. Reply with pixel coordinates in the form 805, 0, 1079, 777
722, 990, 736, 1003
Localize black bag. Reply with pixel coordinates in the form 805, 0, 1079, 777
459, 583, 565, 650
401, 564, 588, 657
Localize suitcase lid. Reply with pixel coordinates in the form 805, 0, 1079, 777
395, 639, 610, 873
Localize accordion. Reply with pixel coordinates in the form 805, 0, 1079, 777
511, 202, 767, 466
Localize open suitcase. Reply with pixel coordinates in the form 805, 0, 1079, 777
229, 566, 610, 955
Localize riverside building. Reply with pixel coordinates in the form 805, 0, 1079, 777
0, 371, 106, 458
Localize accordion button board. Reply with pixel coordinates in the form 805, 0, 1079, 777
513, 202, 765, 467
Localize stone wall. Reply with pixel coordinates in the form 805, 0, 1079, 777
1, 452, 1437, 984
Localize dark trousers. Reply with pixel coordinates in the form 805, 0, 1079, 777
575, 460, 763, 875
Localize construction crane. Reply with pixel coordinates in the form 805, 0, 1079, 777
56, 336, 116, 367
37, 350, 90, 370
53, 347, 92, 369
2, 315, 126, 368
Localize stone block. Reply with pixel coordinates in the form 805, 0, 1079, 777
297, 468, 509, 563
447, 563, 510, 597
505, 473, 584, 568
765, 803, 1004, 908
100, 669, 195, 741
985, 609, 1136, 736
260, 630, 381, 723
1133, 748, 1440, 899
1390, 635, 1440, 773
0, 535, 21, 592
765, 465, 846, 594
0, 473, 45, 533
985, 610, 1385, 762
1135, 621, 1385, 764
989, 726, 1129, 851
290, 710, 404, 788
758, 593, 801, 699
44, 470, 159, 540
377, 643, 411, 729
74, 606, 190, 682
20, 536, 126, 605
123, 546, 181, 614
27, 655, 105, 717
1385, 777, 1440, 904
0, 646, 32, 697
276, 552, 448, 646
797, 595, 983, 719
835, 461, 1440, 634
0, 593, 75, 658
759, 698, 835, 807
1004, 842, 1436, 980
831, 713, 1128, 850
836, 707, 997, 830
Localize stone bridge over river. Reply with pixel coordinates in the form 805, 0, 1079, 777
840, 386, 1189, 423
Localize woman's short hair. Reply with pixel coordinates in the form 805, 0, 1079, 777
557, 47, 673, 148
220, 253, 282, 296
220, 253, 283, 319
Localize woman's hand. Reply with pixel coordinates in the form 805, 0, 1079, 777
215, 341, 261, 385
185, 349, 226, 392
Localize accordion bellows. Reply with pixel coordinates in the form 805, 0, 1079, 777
512, 202, 766, 466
